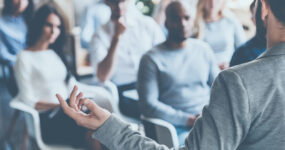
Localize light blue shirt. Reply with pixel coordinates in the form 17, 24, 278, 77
203, 16, 246, 64
137, 39, 220, 126
0, 15, 27, 66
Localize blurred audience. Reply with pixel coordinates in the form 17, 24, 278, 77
89, 0, 165, 119
230, 0, 266, 67
80, 0, 141, 49
80, 0, 111, 49
56, 0, 285, 149
13, 4, 113, 149
194, 0, 246, 70
138, 1, 219, 145
0, 0, 34, 66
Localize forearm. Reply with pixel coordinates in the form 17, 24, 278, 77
97, 36, 120, 82
35, 101, 59, 111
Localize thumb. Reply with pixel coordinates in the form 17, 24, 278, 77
79, 98, 100, 114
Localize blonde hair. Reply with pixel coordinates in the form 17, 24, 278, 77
193, 0, 228, 39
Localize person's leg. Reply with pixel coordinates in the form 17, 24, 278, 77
40, 108, 87, 148
118, 82, 141, 119
175, 126, 191, 146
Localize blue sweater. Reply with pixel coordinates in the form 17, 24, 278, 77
137, 39, 220, 126
230, 36, 266, 67
0, 15, 27, 66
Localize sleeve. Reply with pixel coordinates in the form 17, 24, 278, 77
14, 54, 38, 107
232, 17, 247, 50
137, 54, 191, 126
184, 69, 251, 150
93, 115, 179, 150
0, 34, 17, 65
204, 43, 220, 86
80, 7, 96, 49
89, 32, 109, 75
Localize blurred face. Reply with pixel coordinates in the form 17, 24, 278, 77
42, 13, 61, 44
106, 0, 129, 20
204, 0, 225, 15
166, 4, 193, 43
13, 0, 29, 14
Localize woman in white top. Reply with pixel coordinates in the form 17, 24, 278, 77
14, 4, 112, 149
193, 0, 246, 70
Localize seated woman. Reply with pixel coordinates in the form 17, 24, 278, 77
193, 0, 247, 70
13, 4, 112, 149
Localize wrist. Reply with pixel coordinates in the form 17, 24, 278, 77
112, 34, 121, 41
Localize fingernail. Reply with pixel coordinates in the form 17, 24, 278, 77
84, 100, 89, 105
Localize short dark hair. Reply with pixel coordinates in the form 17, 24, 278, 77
265, 0, 285, 25
2, 0, 34, 23
26, 4, 70, 83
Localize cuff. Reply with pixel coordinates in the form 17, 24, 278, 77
93, 114, 129, 145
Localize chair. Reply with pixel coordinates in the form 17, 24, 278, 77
2, 62, 83, 150
141, 115, 179, 149
10, 100, 84, 150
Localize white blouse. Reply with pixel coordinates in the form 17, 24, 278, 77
14, 50, 113, 110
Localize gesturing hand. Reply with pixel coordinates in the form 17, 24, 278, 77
114, 17, 126, 37
56, 86, 111, 130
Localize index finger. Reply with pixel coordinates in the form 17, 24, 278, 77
69, 86, 79, 110
56, 94, 70, 111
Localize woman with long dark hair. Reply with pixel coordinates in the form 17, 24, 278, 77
14, 4, 113, 149
0, 0, 34, 65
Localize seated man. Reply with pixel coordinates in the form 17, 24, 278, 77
137, 1, 219, 145
57, 0, 285, 149
230, 0, 266, 67
89, 0, 165, 119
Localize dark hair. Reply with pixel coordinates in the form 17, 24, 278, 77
2, 0, 34, 23
26, 4, 71, 83
265, 0, 285, 25
250, 0, 256, 13
255, 0, 267, 41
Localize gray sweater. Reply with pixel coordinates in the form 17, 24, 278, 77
137, 39, 220, 126
93, 43, 285, 150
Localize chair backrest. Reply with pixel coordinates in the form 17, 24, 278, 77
9, 100, 48, 149
141, 115, 179, 148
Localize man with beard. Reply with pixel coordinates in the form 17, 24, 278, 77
57, 0, 285, 149
137, 1, 220, 146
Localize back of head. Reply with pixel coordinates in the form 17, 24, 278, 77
265, 0, 285, 25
